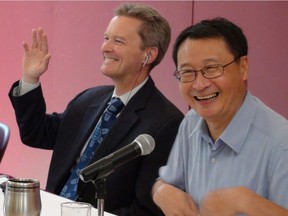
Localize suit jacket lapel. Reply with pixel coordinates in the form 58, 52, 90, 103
91, 77, 155, 161
63, 93, 112, 170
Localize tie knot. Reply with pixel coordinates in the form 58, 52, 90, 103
107, 97, 124, 115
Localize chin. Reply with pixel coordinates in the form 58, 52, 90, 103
100, 68, 113, 77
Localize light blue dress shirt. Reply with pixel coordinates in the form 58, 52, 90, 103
159, 91, 288, 208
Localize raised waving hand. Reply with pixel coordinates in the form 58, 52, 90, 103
22, 28, 52, 83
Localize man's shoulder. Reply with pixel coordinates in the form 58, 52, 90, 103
148, 90, 184, 117
250, 95, 288, 150
82, 85, 114, 95
133, 79, 184, 117
72, 85, 113, 100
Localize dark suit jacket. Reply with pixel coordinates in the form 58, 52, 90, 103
9, 77, 184, 215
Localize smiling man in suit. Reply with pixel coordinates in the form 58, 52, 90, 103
9, 3, 183, 215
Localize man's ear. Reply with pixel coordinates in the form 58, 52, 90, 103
240, 55, 249, 81
145, 47, 158, 64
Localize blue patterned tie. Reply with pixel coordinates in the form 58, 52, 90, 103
60, 97, 124, 200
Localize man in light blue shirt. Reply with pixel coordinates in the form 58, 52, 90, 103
152, 17, 288, 215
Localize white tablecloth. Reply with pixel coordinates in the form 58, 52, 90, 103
0, 189, 116, 216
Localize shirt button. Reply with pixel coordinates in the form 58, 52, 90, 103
211, 158, 216, 163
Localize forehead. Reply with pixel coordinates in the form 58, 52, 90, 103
177, 38, 232, 65
105, 16, 143, 39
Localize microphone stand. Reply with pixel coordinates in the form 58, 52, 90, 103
89, 164, 114, 216
92, 178, 107, 216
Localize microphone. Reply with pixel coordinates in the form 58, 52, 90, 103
79, 134, 155, 182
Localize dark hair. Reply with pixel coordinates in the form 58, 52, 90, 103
172, 17, 248, 67
115, 3, 171, 70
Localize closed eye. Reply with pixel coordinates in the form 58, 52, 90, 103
103, 36, 109, 42
115, 39, 124, 44
180, 69, 196, 74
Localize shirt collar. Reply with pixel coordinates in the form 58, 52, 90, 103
112, 77, 149, 105
196, 91, 257, 153
219, 91, 257, 153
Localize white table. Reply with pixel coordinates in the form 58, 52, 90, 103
0, 189, 116, 216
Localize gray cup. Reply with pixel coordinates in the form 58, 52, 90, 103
4, 178, 41, 216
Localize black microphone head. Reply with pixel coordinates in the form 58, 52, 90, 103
135, 134, 155, 155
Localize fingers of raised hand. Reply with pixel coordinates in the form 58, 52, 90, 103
41, 33, 49, 53
31, 28, 48, 53
31, 28, 38, 48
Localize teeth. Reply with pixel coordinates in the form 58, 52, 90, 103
104, 57, 117, 62
196, 93, 217, 100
